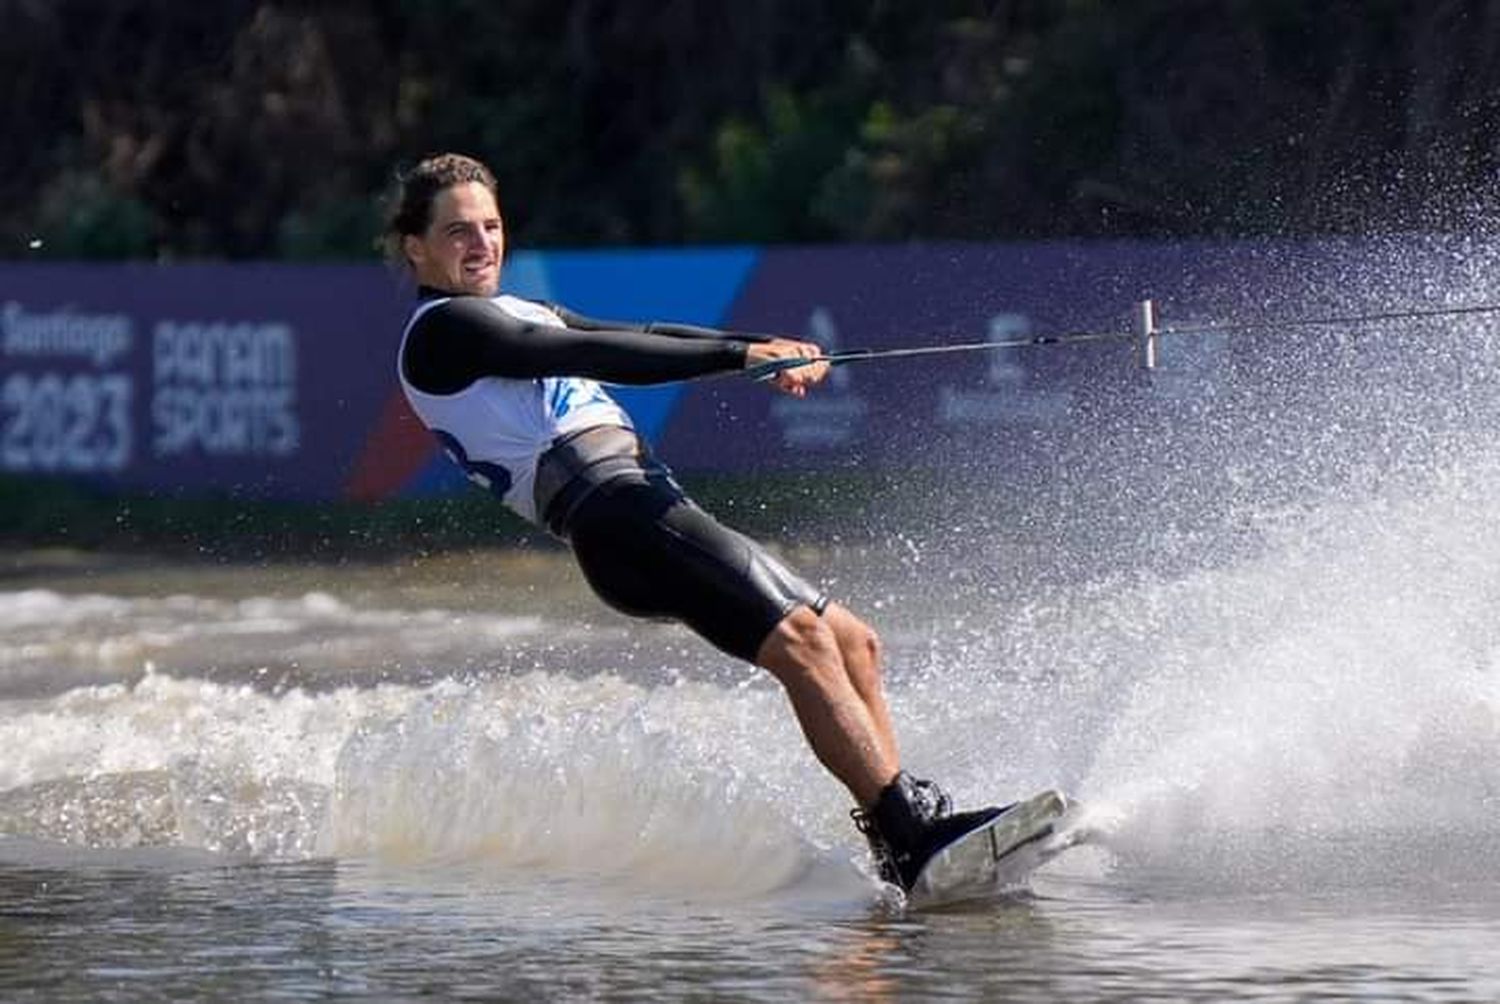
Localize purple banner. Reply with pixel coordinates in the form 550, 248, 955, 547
2, 235, 1488, 501
0, 263, 407, 500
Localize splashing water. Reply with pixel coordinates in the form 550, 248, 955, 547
6, 438, 1497, 900
5, 241, 1500, 902
1062, 451, 1500, 889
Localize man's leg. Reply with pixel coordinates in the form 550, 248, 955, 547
756, 600, 1007, 890
755, 603, 898, 806
821, 602, 899, 768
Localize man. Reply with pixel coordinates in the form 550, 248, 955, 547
386, 152, 1002, 892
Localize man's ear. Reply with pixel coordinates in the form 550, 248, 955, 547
402, 233, 426, 269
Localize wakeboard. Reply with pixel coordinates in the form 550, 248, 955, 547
906, 788, 1083, 909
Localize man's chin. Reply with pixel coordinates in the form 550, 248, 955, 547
458, 275, 500, 296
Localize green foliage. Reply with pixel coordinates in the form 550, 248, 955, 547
679, 88, 868, 242
1, 1, 1497, 258
31, 171, 157, 260
276, 198, 386, 260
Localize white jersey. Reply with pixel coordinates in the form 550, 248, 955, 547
397, 294, 634, 524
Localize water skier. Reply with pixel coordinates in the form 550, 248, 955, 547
386, 152, 1003, 891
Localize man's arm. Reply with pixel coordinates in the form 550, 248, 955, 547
547, 303, 776, 344
403, 296, 753, 394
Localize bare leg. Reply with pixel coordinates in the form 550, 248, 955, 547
755, 603, 899, 806
822, 602, 899, 768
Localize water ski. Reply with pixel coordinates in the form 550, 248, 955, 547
906, 788, 1080, 909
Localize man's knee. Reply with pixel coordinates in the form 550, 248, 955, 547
756, 604, 845, 687
825, 603, 883, 671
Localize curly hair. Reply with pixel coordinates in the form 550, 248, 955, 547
382, 153, 498, 265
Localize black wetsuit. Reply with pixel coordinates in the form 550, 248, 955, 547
401, 290, 828, 662
403, 294, 753, 392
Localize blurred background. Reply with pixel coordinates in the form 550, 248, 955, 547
6, 10, 1500, 999
6, 0, 1499, 259
2, 0, 1499, 560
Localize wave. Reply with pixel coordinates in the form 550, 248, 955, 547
1057, 454, 1500, 889
0, 669, 868, 900
0, 588, 553, 695
3, 460, 1499, 899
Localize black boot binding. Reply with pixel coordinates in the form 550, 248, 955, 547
851, 772, 1008, 891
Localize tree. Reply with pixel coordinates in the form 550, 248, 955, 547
2, 0, 1497, 259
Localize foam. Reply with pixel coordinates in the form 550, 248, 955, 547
0, 667, 863, 898
1047, 452, 1500, 888
0, 589, 549, 695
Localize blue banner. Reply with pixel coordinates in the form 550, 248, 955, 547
1, 235, 1488, 501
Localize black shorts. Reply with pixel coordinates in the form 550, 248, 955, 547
564, 475, 828, 662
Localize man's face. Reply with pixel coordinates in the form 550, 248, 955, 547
403, 182, 505, 296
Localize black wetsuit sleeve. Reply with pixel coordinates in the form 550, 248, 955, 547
403, 296, 752, 394
546, 303, 776, 344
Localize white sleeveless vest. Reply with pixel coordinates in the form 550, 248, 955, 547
397, 294, 634, 524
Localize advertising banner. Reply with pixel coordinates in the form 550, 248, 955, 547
1, 236, 1485, 502
1, 263, 406, 500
